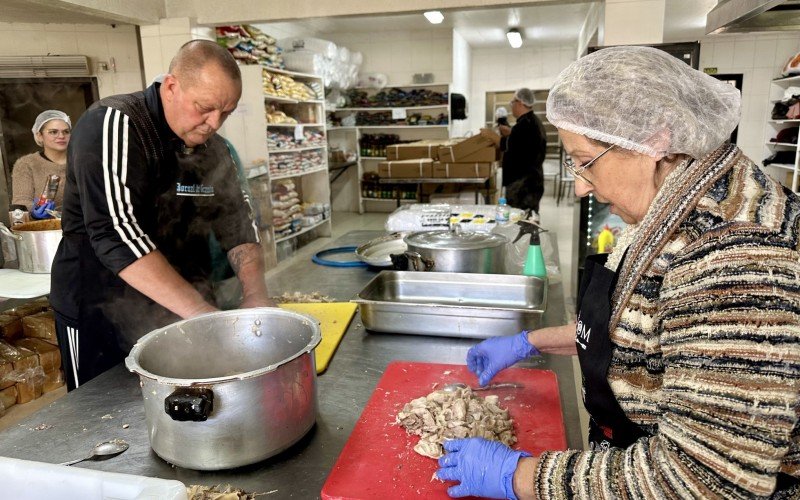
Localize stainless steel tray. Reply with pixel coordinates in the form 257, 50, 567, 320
353, 271, 547, 339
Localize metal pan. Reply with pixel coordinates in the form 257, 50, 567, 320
353, 270, 547, 339
355, 232, 408, 267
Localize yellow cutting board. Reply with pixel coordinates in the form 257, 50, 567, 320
278, 302, 357, 374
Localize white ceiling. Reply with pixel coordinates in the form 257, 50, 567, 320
0, 0, 718, 48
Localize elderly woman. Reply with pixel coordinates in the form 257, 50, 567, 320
436, 46, 800, 498
11, 110, 71, 218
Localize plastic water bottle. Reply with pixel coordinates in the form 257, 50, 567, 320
495, 197, 510, 223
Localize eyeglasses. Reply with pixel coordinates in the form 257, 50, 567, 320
563, 144, 615, 186
44, 129, 70, 137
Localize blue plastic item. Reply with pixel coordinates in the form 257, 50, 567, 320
312, 246, 369, 267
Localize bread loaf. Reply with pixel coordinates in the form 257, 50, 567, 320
14, 338, 61, 373
0, 314, 22, 342
21, 311, 57, 345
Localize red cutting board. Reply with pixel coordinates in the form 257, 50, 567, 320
321, 361, 567, 499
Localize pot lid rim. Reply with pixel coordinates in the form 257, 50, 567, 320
404, 230, 508, 250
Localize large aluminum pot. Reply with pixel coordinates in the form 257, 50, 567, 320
125, 308, 321, 470
403, 227, 507, 273
0, 219, 62, 273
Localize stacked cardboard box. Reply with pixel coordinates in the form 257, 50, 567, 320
378, 158, 434, 179
0, 299, 65, 416
385, 140, 447, 161
433, 135, 498, 179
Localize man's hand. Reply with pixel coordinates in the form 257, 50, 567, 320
498, 124, 512, 137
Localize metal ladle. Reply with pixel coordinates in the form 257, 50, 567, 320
59, 439, 129, 466
442, 382, 523, 393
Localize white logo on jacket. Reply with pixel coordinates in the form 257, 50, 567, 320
175, 183, 214, 196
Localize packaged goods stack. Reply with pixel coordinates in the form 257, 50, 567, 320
269, 150, 326, 177
272, 180, 303, 239
263, 69, 321, 101
0, 298, 65, 418
279, 37, 361, 93
216, 25, 284, 69
268, 129, 326, 150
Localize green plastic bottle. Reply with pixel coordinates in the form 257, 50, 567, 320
513, 220, 547, 278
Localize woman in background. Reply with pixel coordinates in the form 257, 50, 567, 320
11, 110, 71, 218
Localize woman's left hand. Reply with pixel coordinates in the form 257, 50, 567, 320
436, 437, 531, 499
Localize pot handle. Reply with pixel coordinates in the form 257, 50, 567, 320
0, 222, 22, 241
164, 387, 214, 422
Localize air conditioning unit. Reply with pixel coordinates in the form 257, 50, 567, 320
0, 55, 91, 78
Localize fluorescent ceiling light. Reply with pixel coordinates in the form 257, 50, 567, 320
506, 28, 522, 48
424, 11, 444, 24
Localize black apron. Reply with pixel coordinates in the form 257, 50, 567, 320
575, 252, 647, 450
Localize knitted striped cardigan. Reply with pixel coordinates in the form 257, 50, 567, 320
536, 144, 800, 499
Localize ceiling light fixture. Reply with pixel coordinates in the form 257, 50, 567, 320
424, 11, 444, 24
506, 28, 523, 48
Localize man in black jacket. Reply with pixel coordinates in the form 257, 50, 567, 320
50, 40, 273, 391
481, 88, 547, 213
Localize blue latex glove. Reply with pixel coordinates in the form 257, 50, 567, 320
436, 437, 531, 499
30, 200, 55, 220
467, 331, 540, 386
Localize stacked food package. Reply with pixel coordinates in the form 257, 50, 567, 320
269, 150, 325, 177
0, 298, 65, 416
215, 25, 284, 69
346, 87, 448, 108
263, 69, 320, 101
272, 180, 303, 238
279, 37, 361, 91
268, 129, 326, 150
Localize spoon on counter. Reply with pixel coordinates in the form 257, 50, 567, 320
441, 382, 524, 393
59, 439, 129, 466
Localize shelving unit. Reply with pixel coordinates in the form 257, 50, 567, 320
220, 65, 332, 268
764, 75, 800, 192
326, 83, 451, 213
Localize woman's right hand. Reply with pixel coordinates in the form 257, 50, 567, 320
466, 331, 540, 386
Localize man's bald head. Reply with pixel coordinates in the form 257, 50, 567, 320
169, 40, 241, 89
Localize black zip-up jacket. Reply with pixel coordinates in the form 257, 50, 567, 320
500, 110, 547, 187
49, 82, 259, 349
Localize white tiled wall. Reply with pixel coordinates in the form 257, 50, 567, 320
468, 44, 577, 133
699, 32, 800, 162
0, 22, 143, 97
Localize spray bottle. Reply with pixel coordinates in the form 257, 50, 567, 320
513, 220, 548, 278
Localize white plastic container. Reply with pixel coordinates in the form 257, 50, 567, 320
0, 457, 187, 500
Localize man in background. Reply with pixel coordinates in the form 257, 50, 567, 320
481, 88, 547, 214
50, 40, 273, 391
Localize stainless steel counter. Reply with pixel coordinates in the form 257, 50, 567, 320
0, 230, 580, 496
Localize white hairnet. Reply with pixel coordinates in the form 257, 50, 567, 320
32, 110, 71, 146
514, 88, 534, 108
546, 46, 741, 159
495, 107, 508, 119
